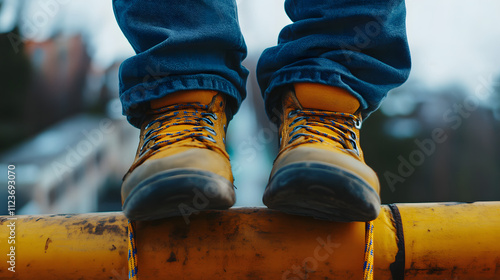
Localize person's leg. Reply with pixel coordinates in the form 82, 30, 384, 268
113, 0, 248, 127
258, 0, 410, 118
113, 0, 248, 220
257, 0, 411, 221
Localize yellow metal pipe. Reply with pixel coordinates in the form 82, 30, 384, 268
0, 202, 499, 279
398, 202, 500, 279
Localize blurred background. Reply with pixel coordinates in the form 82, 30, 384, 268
1, 0, 499, 215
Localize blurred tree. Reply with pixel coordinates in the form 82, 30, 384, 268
0, 26, 32, 152
362, 84, 500, 204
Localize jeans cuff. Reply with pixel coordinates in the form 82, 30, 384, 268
120, 74, 243, 128
263, 67, 370, 120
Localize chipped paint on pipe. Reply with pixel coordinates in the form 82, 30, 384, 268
0, 213, 128, 279
0, 202, 499, 279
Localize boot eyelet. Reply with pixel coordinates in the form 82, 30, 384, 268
198, 135, 217, 143
144, 120, 160, 131
143, 130, 153, 140
288, 125, 304, 137
288, 116, 305, 127
203, 126, 217, 136
202, 112, 218, 121
140, 138, 156, 153
288, 133, 311, 144
354, 119, 362, 129
288, 110, 298, 118
201, 117, 214, 126
350, 131, 357, 140
350, 139, 358, 150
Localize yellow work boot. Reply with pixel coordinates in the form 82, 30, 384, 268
263, 83, 381, 222
122, 90, 235, 221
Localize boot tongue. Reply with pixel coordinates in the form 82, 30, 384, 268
151, 90, 217, 109
294, 83, 360, 114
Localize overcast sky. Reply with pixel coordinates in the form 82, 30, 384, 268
1, 0, 500, 94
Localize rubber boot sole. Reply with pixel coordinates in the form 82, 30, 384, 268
263, 162, 380, 222
123, 169, 235, 221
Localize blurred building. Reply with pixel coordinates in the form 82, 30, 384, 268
0, 3, 136, 215
1, 0, 500, 216
0, 115, 137, 215
23, 34, 90, 132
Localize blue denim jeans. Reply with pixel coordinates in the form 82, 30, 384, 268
113, 0, 411, 127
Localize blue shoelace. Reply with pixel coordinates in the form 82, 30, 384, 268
139, 103, 219, 156
285, 109, 362, 153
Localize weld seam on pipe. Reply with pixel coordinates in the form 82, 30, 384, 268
388, 204, 405, 280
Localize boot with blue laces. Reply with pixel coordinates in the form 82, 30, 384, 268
264, 83, 381, 222
122, 90, 235, 220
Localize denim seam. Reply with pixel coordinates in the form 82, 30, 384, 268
121, 74, 243, 127
264, 67, 369, 112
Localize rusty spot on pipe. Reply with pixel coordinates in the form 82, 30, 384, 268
167, 252, 177, 263
45, 238, 52, 253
